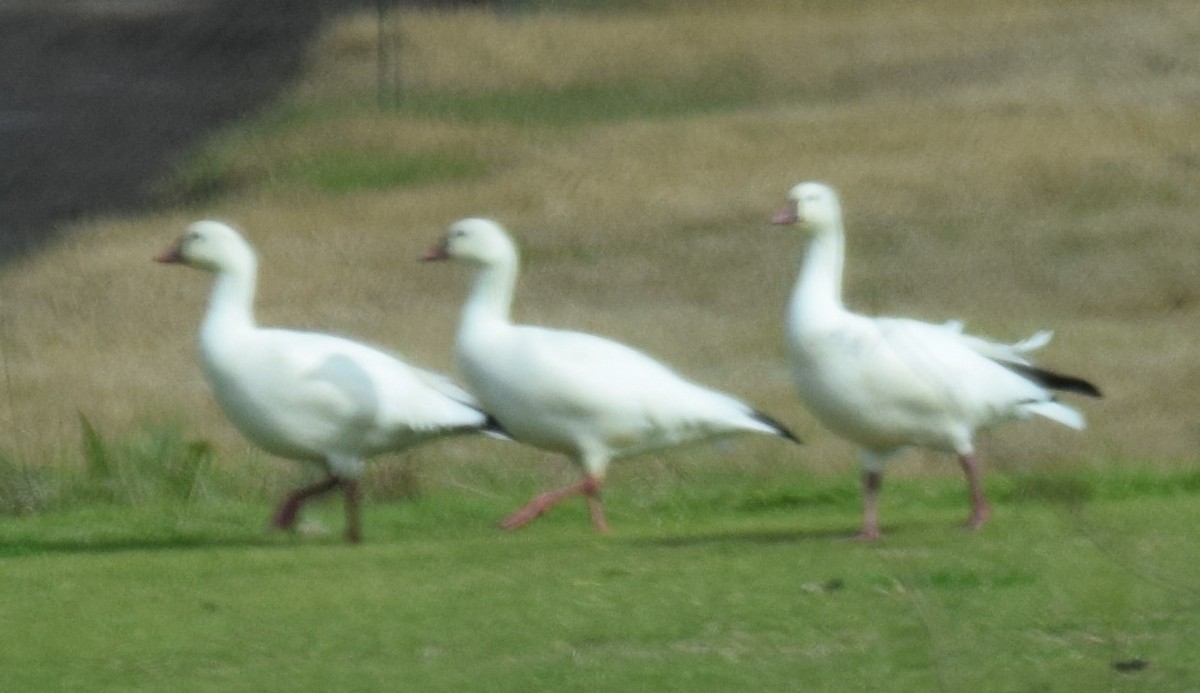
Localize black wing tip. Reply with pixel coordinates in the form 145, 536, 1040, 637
1000, 362, 1103, 399
1042, 372, 1103, 399
753, 409, 803, 444
1074, 380, 1103, 399
482, 414, 513, 438
445, 412, 512, 440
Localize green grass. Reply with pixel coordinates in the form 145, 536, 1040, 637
164, 66, 765, 201
394, 72, 763, 127
164, 135, 490, 201
0, 419, 262, 516
2, 386, 1190, 691
1, 468, 1198, 691
273, 149, 490, 194
2, 428, 1196, 691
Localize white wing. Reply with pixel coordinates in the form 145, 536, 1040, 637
204, 328, 488, 460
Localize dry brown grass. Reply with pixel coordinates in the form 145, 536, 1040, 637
2, 0, 1197, 482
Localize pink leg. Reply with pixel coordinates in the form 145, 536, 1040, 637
271, 475, 340, 532
857, 470, 883, 541
958, 453, 991, 531
581, 477, 609, 534
501, 476, 606, 532
342, 479, 362, 544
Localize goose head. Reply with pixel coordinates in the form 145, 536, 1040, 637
772, 182, 843, 232
422, 217, 519, 269
155, 220, 256, 275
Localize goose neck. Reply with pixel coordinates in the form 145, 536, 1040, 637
462, 260, 517, 330
790, 223, 846, 327
201, 260, 258, 339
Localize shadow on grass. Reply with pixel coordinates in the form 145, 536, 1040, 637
0, 531, 346, 558
628, 516, 970, 548
630, 525, 855, 548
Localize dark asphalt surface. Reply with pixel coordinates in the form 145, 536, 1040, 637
0, 0, 355, 264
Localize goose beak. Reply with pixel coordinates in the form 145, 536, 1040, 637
421, 240, 449, 262
154, 237, 186, 264
771, 205, 798, 225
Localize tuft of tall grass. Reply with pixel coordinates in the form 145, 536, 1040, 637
0, 417, 274, 516
77, 414, 216, 506
0, 414, 446, 519
0, 452, 52, 516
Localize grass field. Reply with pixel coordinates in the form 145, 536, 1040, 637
2, 447, 1200, 691
3, 465, 1200, 690
1, 0, 1198, 689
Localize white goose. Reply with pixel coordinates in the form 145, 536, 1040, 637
772, 182, 1101, 540
423, 218, 799, 532
157, 220, 501, 543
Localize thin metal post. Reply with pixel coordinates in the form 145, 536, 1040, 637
376, 0, 402, 110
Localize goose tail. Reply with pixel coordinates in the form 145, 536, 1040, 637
750, 409, 803, 444
1001, 362, 1103, 398
1023, 400, 1087, 430
481, 414, 513, 441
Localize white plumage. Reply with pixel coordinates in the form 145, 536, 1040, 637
157, 220, 498, 542
424, 217, 799, 532
773, 182, 1100, 539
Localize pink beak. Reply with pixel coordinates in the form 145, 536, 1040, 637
771, 205, 798, 225
421, 241, 449, 262
154, 237, 186, 264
